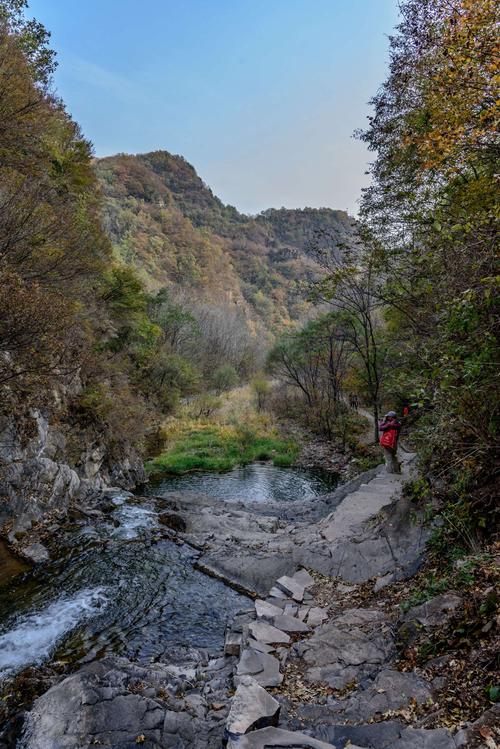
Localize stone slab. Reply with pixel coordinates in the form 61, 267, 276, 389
255, 599, 283, 620
248, 621, 290, 645
275, 575, 305, 602
273, 614, 310, 634
236, 649, 283, 688
226, 676, 280, 736
228, 727, 339, 749
306, 607, 328, 627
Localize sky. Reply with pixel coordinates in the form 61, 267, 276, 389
27, 0, 400, 216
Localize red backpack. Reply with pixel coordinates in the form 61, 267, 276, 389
380, 427, 397, 449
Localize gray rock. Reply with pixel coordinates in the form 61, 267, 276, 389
228, 727, 338, 749
403, 594, 462, 628
273, 614, 310, 634
21, 542, 49, 563
268, 586, 289, 599
373, 573, 394, 593
246, 638, 275, 654
236, 649, 283, 687
248, 621, 290, 645
255, 599, 283, 620
328, 669, 433, 722
297, 606, 310, 621
306, 607, 328, 627
8, 512, 32, 543
226, 676, 280, 737
296, 608, 394, 689
292, 569, 315, 589
275, 575, 305, 602
225, 632, 243, 656
307, 721, 458, 749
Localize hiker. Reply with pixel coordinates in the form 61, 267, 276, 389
379, 410, 402, 474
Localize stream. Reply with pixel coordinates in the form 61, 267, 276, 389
0, 464, 335, 682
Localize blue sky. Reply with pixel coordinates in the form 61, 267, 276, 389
28, 1, 399, 216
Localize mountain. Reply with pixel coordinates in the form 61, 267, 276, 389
95, 151, 355, 330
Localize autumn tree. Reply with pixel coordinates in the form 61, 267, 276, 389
359, 0, 499, 538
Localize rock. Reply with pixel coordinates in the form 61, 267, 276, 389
306, 721, 459, 749
7, 513, 32, 543
403, 594, 462, 628
283, 603, 299, 617
373, 572, 395, 593
292, 568, 315, 589
255, 599, 283, 620
225, 632, 243, 656
273, 614, 310, 634
296, 608, 394, 689
21, 543, 49, 563
226, 676, 280, 737
248, 621, 290, 645
228, 727, 336, 749
275, 575, 305, 602
246, 638, 275, 654
19, 664, 164, 749
265, 596, 287, 609
327, 669, 433, 722
158, 512, 187, 532
236, 649, 283, 687
297, 606, 310, 621
268, 586, 289, 599
306, 607, 328, 627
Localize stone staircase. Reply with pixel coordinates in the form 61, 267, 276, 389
222, 459, 467, 749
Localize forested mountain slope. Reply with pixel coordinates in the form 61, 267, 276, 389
96, 151, 355, 329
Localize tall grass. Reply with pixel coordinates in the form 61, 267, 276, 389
147, 423, 298, 475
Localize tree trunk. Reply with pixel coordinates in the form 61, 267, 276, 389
373, 400, 380, 443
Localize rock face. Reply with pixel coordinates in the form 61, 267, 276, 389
20, 654, 234, 749
0, 407, 145, 533
296, 608, 394, 689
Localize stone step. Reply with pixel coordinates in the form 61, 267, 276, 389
275, 575, 306, 602
236, 648, 283, 688
226, 676, 280, 738
248, 620, 291, 645
273, 613, 310, 634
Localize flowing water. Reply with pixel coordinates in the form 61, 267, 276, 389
0, 465, 334, 681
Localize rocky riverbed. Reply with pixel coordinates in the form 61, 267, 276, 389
2, 453, 498, 748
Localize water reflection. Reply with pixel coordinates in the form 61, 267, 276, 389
147, 462, 337, 503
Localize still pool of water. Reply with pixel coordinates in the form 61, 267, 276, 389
147, 462, 337, 503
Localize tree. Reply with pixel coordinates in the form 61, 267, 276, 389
309, 232, 387, 441
268, 313, 352, 440
212, 364, 239, 395
357, 0, 499, 537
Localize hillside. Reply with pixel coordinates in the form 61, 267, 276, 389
95, 151, 355, 330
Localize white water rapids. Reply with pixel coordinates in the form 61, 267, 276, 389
0, 588, 108, 678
